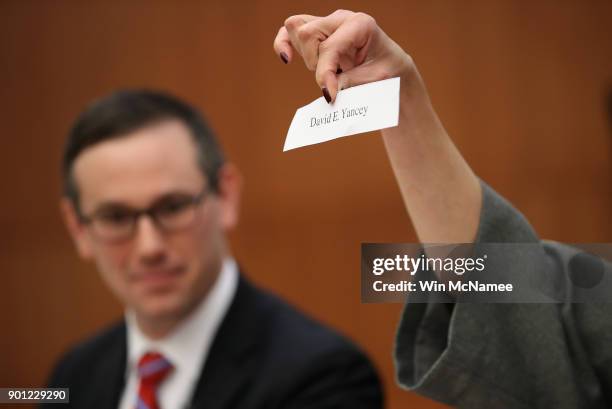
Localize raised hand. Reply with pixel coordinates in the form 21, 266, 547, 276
275, 10, 482, 244
273, 10, 413, 103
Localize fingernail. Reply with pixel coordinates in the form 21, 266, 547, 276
322, 87, 332, 103
280, 52, 288, 64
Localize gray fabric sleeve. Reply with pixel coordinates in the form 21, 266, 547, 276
394, 180, 611, 408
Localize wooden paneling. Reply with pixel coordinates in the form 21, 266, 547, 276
1, 1, 610, 408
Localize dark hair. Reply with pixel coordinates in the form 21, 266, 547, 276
62, 90, 225, 208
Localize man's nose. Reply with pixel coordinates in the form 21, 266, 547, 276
134, 215, 167, 264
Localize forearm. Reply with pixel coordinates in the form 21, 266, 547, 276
274, 11, 481, 243
382, 64, 481, 244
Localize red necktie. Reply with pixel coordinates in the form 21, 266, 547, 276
136, 352, 173, 409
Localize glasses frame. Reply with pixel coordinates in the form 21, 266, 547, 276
78, 186, 211, 242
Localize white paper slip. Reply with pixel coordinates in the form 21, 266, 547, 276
283, 77, 400, 152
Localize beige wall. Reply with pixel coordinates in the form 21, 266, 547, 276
1, 1, 611, 408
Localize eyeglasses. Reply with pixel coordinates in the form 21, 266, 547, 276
78, 187, 211, 242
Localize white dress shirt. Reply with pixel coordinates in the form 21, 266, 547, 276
118, 258, 238, 409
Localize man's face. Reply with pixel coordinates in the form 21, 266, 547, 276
62, 120, 240, 330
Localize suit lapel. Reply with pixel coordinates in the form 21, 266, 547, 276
85, 322, 127, 409
188, 273, 263, 409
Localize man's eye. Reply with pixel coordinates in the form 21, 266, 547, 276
98, 211, 133, 225
156, 200, 191, 216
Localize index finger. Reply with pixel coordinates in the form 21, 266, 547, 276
316, 13, 376, 102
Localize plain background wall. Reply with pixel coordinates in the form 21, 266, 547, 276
1, 1, 611, 408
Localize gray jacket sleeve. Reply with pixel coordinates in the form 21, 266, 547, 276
394, 180, 612, 408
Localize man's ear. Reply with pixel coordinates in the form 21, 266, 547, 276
59, 197, 93, 260
215, 163, 243, 231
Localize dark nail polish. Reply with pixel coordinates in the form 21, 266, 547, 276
280, 52, 288, 64
322, 87, 332, 103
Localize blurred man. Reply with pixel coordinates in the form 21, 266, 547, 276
45, 90, 383, 409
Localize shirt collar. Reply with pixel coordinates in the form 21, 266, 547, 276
125, 258, 239, 382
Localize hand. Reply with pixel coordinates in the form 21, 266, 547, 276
274, 10, 482, 244
273, 10, 414, 103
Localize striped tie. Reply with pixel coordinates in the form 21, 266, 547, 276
136, 352, 173, 409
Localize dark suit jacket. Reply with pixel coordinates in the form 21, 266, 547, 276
44, 274, 383, 409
